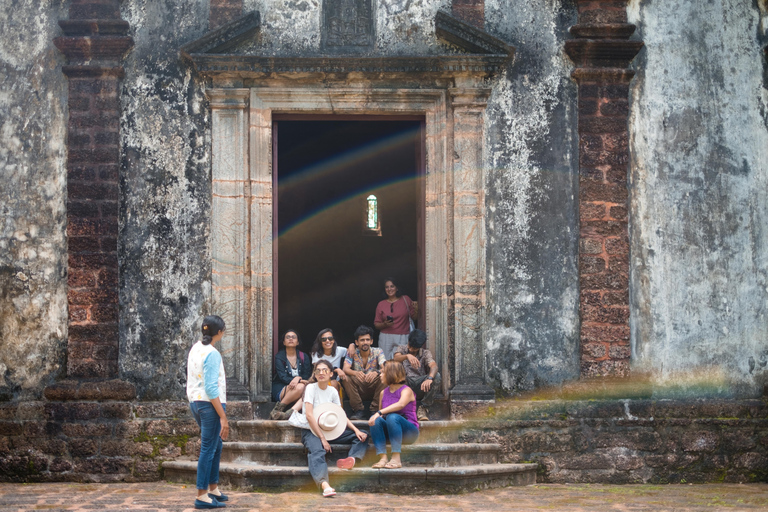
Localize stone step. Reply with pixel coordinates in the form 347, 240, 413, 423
232, 419, 463, 443
221, 441, 500, 467
163, 460, 537, 493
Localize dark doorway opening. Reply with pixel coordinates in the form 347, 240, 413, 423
274, 119, 424, 355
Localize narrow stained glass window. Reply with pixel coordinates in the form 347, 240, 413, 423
367, 195, 378, 230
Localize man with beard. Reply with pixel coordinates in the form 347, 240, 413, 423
342, 325, 386, 420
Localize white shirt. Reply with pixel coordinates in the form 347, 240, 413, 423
312, 347, 348, 371
288, 382, 340, 430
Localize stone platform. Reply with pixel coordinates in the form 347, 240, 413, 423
162, 419, 537, 492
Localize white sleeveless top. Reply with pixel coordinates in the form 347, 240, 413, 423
186, 340, 227, 404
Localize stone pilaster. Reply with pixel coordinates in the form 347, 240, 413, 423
565, 1, 643, 378
210, 0, 244, 30
449, 88, 494, 401
54, 0, 133, 381
207, 89, 254, 400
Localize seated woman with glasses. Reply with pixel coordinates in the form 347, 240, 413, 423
270, 329, 312, 420
309, 328, 350, 398
288, 359, 369, 497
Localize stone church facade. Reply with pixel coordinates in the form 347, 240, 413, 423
1, 0, 767, 483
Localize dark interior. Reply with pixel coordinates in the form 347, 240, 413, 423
275, 119, 422, 355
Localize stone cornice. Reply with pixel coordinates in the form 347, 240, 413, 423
180, 11, 261, 56
434, 10, 514, 57
59, 19, 130, 36
189, 54, 509, 78
565, 39, 643, 68
54, 35, 134, 63
180, 10, 513, 80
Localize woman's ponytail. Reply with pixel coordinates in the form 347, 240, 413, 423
201, 315, 226, 345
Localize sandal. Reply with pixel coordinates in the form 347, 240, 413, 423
384, 461, 402, 469
322, 486, 336, 497
372, 459, 388, 469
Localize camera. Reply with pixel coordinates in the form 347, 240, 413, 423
386, 315, 393, 322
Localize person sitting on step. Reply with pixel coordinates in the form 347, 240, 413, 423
342, 325, 386, 419
288, 359, 369, 497
310, 328, 349, 399
270, 329, 312, 420
392, 329, 441, 422
368, 360, 420, 469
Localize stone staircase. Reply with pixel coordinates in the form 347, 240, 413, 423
163, 418, 537, 493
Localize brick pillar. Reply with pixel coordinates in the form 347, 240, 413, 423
210, 0, 244, 30
452, 0, 484, 29
565, 1, 643, 378
54, 0, 133, 380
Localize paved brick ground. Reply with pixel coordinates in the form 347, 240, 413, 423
1, 482, 767, 511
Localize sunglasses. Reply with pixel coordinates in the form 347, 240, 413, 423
314, 368, 331, 374
321, 336, 335, 342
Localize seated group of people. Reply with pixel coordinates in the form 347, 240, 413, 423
269, 325, 442, 497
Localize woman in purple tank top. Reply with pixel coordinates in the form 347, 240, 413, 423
367, 360, 419, 468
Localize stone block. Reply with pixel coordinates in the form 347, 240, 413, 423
135, 402, 192, 419
61, 422, 112, 437
115, 422, 142, 439
581, 179, 629, 204
681, 431, 719, 452
580, 236, 603, 255
733, 452, 768, 470
582, 343, 607, 359
68, 201, 100, 219
49, 458, 74, 473
580, 271, 629, 292
0, 421, 22, 436
559, 453, 612, 470
581, 304, 629, 324
45, 403, 101, 422
101, 402, 131, 420
68, 438, 98, 457
608, 344, 631, 359
146, 419, 198, 436
72, 457, 132, 475
134, 460, 161, 478
101, 439, 153, 457
579, 256, 606, 275
594, 430, 662, 451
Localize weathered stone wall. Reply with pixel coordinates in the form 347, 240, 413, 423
118, 1, 212, 400
483, 0, 581, 392
627, 0, 768, 396
0, 0, 70, 400
456, 398, 768, 484
0, 390, 252, 482
2, 397, 764, 483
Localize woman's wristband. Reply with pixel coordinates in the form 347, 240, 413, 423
377, 410, 384, 417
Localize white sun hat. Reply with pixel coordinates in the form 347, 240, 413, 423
313, 402, 348, 441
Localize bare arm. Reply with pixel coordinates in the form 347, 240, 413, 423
343, 360, 361, 378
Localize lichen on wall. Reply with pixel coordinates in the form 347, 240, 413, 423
628, 0, 768, 396
483, 0, 580, 393
0, 0, 69, 399
119, 1, 212, 399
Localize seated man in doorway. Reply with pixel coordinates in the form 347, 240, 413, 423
393, 329, 441, 422
342, 325, 386, 420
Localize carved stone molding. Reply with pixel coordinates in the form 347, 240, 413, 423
181, 10, 513, 80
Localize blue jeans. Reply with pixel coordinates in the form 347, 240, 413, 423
370, 413, 419, 455
190, 401, 225, 491
301, 427, 368, 488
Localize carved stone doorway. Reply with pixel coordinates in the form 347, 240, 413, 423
184, 10, 515, 402
273, 118, 424, 355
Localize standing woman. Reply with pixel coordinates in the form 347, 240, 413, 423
373, 277, 418, 359
270, 329, 312, 420
187, 315, 229, 509
310, 328, 348, 397
368, 360, 419, 468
